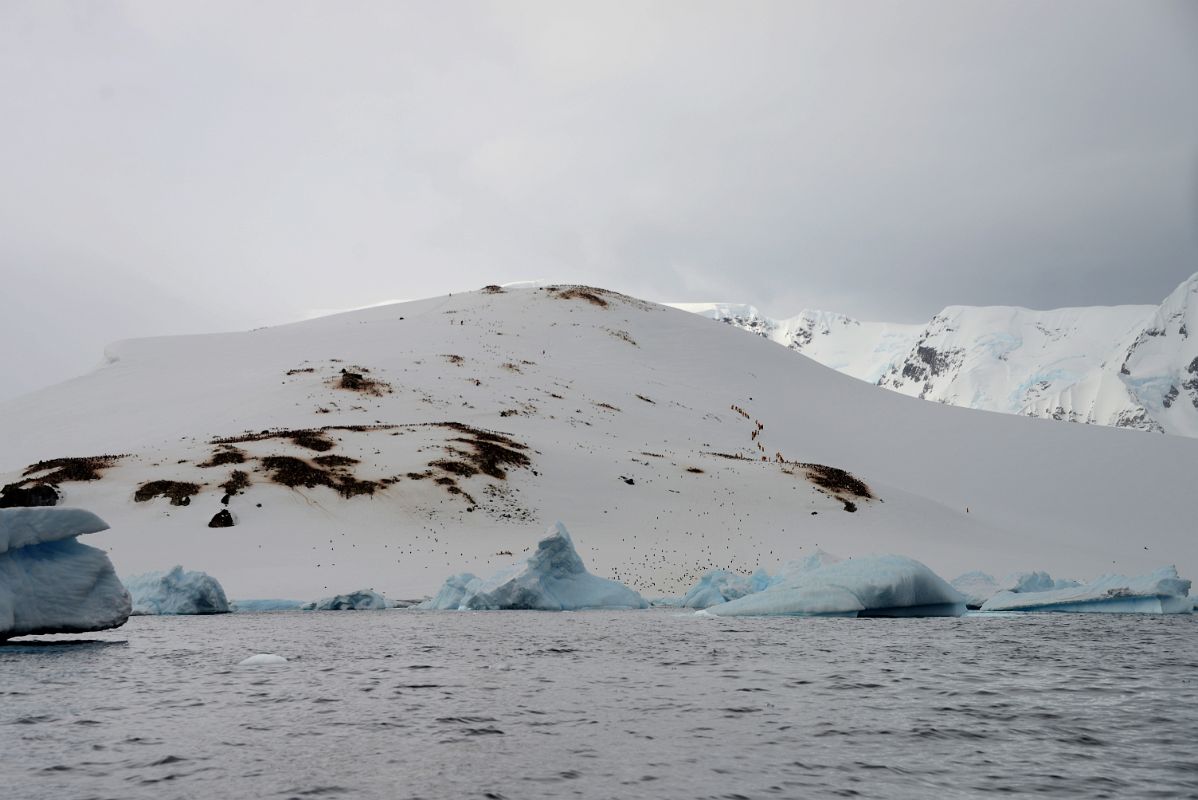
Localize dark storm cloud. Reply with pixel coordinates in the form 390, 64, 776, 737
1, 1, 1195, 399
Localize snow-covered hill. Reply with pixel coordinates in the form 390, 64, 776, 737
675, 272, 1198, 437
1, 285, 1195, 600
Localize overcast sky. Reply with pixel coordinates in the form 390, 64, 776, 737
2, 1, 1196, 401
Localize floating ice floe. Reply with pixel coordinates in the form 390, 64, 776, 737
230, 599, 304, 613
124, 566, 231, 615
0, 507, 132, 639
980, 567, 1192, 614
301, 589, 387, 611
421, 522, 647, 611
699, 555, 965, 618
238, 653, 288, 665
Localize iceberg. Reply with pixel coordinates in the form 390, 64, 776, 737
951, 571, 1000, 609
681, 570, 754, 609
1, 507, 131, 639
951, 570, 1081, 609
999, 571, 1080, 593
765, 550, 843, 588
417, 573, 481, 610
700, 555, 966, 618
124, 566, 230, 615
423, 522, 647, 611
301, 589, 387, 610
230, 598, 304, 612
980, 567, 1191, 614
681, 550, 844, 609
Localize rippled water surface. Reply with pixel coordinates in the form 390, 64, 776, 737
3, 610, 1197, 799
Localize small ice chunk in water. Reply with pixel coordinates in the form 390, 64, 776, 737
239, 653, 288, 665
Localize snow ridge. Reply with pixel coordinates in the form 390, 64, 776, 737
673, 272, 1198, 437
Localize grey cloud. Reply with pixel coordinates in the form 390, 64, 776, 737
1, 0, 1195, 399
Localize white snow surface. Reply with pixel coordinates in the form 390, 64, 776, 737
0, 284, 1195, 600
700, 555, 966, 617
980, 567, 1192, 614
424, 522, 647, 611
673, 272, 1198, 437
124, 565, 230, 615
0, 508, 131, 638
301, 590, 387, 611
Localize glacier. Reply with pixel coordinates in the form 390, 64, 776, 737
1, 507, 131, 638
422, 522, 647, 611
699, 555, 966, 618
124, 565, 231, 615
980, 567, 1192, 614
301, 589, 387, 610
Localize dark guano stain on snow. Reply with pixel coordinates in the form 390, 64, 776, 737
134, 480, 202, 506
18, 454, 127, 485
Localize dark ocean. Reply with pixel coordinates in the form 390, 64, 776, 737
3, 609, 1197, 799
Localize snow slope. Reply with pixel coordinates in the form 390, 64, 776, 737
0, 284, 1195, 600
673, 272, 1198, 437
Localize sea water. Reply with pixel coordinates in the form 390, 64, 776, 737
2, 610, 1196, 799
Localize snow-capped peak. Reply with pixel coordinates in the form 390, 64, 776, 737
673, 272, 1198, 437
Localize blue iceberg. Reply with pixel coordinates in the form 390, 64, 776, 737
952, 570, 1082, 609
681, 550, 843, 609
124, 565, 230, 615
699, 554, 965, 618
422, 523, 647, 611
980, 567, 1191, 614
1, 507, 131, 638
302, 589, 387, 610
681, 570, 754, 609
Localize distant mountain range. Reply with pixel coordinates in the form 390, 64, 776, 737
673, 272, 1198, 437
